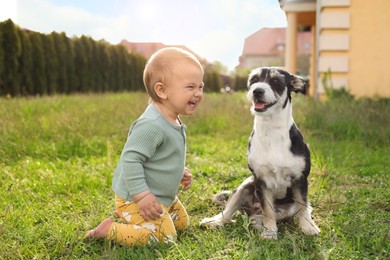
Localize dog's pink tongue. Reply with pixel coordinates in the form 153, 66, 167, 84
255, 102, 266, 109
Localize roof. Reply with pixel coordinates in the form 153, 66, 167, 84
120, 40, 205, 63
241, 27, 311, 56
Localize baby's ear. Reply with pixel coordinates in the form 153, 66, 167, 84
154, 82, 167, 99
289, 74, 308, 94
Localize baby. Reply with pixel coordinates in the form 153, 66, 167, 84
84, 47, 204, 246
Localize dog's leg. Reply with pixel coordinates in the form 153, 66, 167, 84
213, 190, 233, 206
255, 184, 278, 240
293, 181, 320, 235
200, 176, 253, 228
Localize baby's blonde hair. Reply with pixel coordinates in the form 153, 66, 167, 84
143, 47, 203, 102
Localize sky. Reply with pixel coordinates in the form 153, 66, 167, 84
0, 0, 287, 71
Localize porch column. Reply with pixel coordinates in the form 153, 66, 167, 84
285, 12, 297, 73
309, 24, 316, 96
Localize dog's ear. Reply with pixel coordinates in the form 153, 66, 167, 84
289, 74, 309, 95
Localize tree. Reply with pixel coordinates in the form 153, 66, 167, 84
29, 32, 46, 94
0, 19, 21, 96
64, 34, 75, 93
0, 22, 4, 93
18, 29, 34, 95
73, 36, 88, 92
107, 45, 120, 91
0, 20, 149, 96
52, 32, 70, 93
233, 67, 251, 91
233, 73, 248, 91
95, 41, 111, 92
43, 33, 59, 94
204, 70, 222, 92
210, 61, 228, 74
79, 36, 94, 91
128, 52, 146, 91
116, 45, 130, 91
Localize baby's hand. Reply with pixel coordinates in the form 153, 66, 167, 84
133, 191, 164, 221
181, 167, 192, 190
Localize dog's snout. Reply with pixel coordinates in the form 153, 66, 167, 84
253, 88, 265, 97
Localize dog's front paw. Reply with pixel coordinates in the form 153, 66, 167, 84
200, 213, 230, 228
300, 221, 320, 235
262, 229, 278, 240
250, 215, 278, 239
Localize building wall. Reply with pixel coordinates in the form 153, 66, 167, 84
317, 1, 350, 96
318, 0, 390, 98
283, 0, 390, 98
348, 0, 390, 98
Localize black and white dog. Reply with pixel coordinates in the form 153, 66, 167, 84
200, 67, 320, 239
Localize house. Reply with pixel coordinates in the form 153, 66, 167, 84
119, 40, 205, 65
238, 28, 312, 73
280, 0, 390, 98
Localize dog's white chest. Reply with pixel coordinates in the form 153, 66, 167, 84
247, 121, 305, 194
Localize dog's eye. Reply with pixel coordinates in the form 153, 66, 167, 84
272, 79, 280, 84
250, 75, 259, 85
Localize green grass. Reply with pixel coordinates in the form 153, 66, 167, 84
0, 92, 389, 259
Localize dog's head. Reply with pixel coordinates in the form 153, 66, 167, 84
247, 67, 308, 115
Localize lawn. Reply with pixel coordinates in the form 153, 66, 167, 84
0, 92, 389, 259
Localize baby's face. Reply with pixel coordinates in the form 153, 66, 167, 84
164, 62, 204, 116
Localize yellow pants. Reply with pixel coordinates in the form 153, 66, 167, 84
107, 196, 190, 246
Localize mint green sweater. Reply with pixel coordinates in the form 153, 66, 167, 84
112, 103, 186, 206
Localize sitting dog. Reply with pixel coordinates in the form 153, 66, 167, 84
200, 67, 320, 239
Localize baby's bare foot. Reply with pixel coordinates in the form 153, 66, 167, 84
83, 218, 113, 239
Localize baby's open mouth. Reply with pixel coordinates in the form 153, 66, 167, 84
188, 100, 197, 107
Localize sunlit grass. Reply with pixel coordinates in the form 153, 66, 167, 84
0, 92, 389, 259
